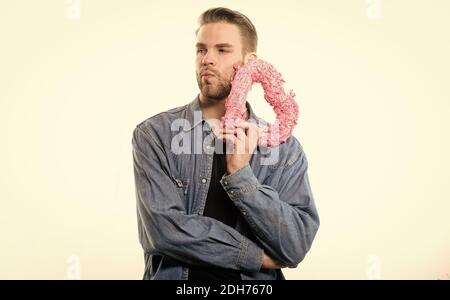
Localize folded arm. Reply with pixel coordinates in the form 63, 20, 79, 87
133, 126, 264, 272
220, 138, 320, 268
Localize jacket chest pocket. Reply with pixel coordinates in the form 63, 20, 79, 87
171, 175, 189, 198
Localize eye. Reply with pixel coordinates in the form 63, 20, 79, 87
197, 49, 206, 54
218, 49, 228, 53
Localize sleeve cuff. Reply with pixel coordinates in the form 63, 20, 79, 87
220, 164, 261, 199
237, 237, 263, 272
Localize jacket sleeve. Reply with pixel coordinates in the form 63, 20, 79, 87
132, 125, 263, 272
219, 137, 320, 268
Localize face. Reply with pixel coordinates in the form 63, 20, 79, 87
195, 22, 256, 102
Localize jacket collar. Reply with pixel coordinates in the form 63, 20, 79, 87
184, 94, 265, 132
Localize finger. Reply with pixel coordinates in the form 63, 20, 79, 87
223, 123, 252, 135
222, 128, 238, 135
222, 128, 247, 144
235, 120, 260, 136
221, 134, 237, 154
235, 128, 248, 154
238, 123, 260, 151
234, 119, 250, 130
220, 133, 237, 145
235, 127, 246, 141
247, 124, 258, 142
271, 262, 286, 269
214, 130, 224, 139
211, 125, 223, 138
276, 263, 287, 269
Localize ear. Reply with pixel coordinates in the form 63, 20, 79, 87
244, 52, 257, 64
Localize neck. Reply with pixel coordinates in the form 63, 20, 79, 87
199, 94, 226, 120
199, 94, 248, 121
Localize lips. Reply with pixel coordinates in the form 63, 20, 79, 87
202, 75, 214, 80
201, 70, 216, 78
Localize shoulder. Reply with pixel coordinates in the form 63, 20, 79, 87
133, 103, 188, 146
259, 135, 306, 169
283, 135, 305, 164
136, 104, 187, 133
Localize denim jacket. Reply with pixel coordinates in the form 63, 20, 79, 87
132, 95, 320, 280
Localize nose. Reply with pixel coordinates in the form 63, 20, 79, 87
201, 50, 216, 66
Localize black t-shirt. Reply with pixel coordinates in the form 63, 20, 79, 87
188, 143, 242, 280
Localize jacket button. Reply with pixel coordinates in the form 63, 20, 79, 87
223, 180, 228, 186
201, 178, 207, 184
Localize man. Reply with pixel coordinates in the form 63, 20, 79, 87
132, 7, 319, 280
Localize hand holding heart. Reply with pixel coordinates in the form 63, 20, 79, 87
211, 119, 263, 175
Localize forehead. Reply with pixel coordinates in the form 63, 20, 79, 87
196, 22, 242, 48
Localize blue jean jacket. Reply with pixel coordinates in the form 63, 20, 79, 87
132, 95, 320, 280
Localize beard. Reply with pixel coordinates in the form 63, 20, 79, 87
196, 71, 232, 101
